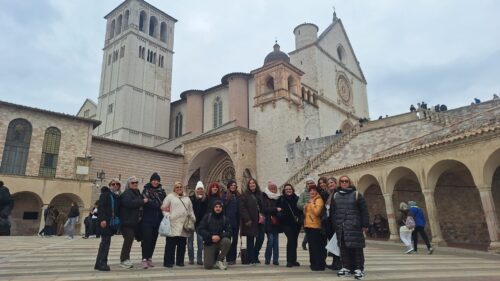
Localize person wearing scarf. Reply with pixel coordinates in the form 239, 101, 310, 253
140, 172, 167, 269
262, 181, 282, 265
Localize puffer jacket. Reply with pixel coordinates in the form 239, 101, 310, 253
162, 193, 196, 237
197, 210, 232, 246
304, 194, 323, 229
119, 188, 144, 227
333, 187, 369, 248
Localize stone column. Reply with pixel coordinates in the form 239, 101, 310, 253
422, 189, 445, 245
478, 186, 500, 252
38, 205, 47, 234
383, 193, 399, 242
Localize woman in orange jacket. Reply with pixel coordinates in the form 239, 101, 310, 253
303, 184, 326, 271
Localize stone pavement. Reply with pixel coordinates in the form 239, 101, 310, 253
1, 234, 500, 281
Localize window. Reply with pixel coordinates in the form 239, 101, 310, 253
213, 97, 223, 128
266, 76, 274, 92
139, 11, 147, 32
153, 52, 156, 64
141, 47, 145, 59
108, 54, 111, 65
84, 109, 90, 117
123, 10, 129, 29
108, 103, 113, 114
337, 44, 346, 63
174, 112, 183, 138
39, 127, 61, 178
147, 50, 150, 62
138, 46, 142, 58
158, 55, 164, 67
116, 15, 122, 35
0, 118, 32, 175
149, 16, 158, 37
120, 46, 125, 58
110, 19, 115, 39
160, 22, 167, 42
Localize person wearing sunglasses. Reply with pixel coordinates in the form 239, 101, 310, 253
118, 176, 148, 269
333, 176, 369, 280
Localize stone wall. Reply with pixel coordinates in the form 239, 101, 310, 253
363, 185, 387, 223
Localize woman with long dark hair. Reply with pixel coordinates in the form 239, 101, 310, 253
223, 180, 240, 265
277, 183, 302, 267
239, 178, 264, 265
206, 182, 223, 212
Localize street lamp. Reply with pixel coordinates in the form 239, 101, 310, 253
97, 170, 106, 183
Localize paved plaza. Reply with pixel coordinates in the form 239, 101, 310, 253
1, 234, 500, 281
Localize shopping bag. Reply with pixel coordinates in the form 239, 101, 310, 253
159, 214, 172, 237
325, 233, 340, 256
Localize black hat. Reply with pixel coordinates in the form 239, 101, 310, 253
213, 199, 223, 208
150, 172, 161, 182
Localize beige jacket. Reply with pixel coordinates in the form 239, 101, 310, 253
162, 193, 196, 237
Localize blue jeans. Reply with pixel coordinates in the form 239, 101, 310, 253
246, 224, 264, 263
66, 217, 78, 238
265, 232, 279, 263
187, 232, 203, 263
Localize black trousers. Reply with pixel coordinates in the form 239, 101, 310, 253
339, 233, 365, 272
412, 226, 431, 251
120, 226, 136, 262
164, 236, 187, 266
141, 223, 159, 260
227, 226, 239, 262
95, 235, 111, 267
283, 224, 300, 263
246, 224, 264, 263
305, 228, 326, 270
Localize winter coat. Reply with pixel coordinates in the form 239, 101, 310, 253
222, 191, 240, 230
190, 194, 208, 229
277, 194, 302, 228
262, 193, 282, 233
162, 193, 196, 237
239, 190, 263, 237
296, 189, 310, 211
333, 187, 369, 248
197, 211, 232, 246
0, 184, 13, 234
304, 194, 324, 229
409, 206, 426, 227
68, 205, 80, 218
96, 186, 120, 236
141, 183, 166, 226
119, 188, 144, 227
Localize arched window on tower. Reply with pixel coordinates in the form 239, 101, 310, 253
175, 112, 183, 138
301, 87, 306, 100
123, 10, 129, 30
287, 76, 296, 95
110, 19, 115, 39
149, 16, 158, 37
139, 11, 147, 32
213, 97, 223, 128
39, 127, 61, 178
160, 22, 167, 43
116, 14, 122, 35
0, 118, 32, 175
265, 76, 274, 93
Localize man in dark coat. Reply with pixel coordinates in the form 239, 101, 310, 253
197, 200, 232, 270
333, 176, 369, 280
0, 180, 14, 236
94, 181, 120, 271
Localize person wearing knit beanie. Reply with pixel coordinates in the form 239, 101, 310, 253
150, 172, 161, 183
195, 181, 205, 190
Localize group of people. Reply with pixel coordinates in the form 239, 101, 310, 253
92, 173, 372, 280
38, 202, 80, 238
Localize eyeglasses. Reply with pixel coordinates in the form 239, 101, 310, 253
110, 183, 117, 186
339, 180, 350, 184
131, 181, 138, 184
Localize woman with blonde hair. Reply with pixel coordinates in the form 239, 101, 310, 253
161, 182, 196, 267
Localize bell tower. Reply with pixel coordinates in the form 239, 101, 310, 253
95, 0, 177, 147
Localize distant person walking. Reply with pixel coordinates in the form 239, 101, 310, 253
408, 201, 433, 254
398, 202, 414, 253
66, 202, 80, 239
0, 180, 14, 236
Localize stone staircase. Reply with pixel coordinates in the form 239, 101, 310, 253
282, 125, 361, 188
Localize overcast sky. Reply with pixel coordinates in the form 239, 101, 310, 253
1, 0, 499, 119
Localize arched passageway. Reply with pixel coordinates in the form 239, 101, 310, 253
186, 147, 235, 194
11, 192, 43, 235
49, 193, 84, 235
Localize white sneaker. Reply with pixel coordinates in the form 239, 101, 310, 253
337, 267, 351, 277
405, 247, 414, 254
120, 259, 133, 269
216, 261, 227, 270
354, 269, 364, 280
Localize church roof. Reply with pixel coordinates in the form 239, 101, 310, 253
264, 43, 290, 65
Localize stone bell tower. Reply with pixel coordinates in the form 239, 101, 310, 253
95, 0, 177, 147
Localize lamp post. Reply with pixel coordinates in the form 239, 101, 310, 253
97, 170, 106, 184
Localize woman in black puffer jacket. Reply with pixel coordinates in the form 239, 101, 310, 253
277, 183, 302, 268
119, 176, 147, 269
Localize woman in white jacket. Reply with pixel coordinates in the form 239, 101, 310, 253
161, 182, 196, 267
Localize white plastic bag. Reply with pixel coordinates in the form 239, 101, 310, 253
159, 214, 172, 237
325, 233, 340, 256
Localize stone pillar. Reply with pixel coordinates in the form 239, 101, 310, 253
383, 193, 399, 242
422, 189, 445, 245
185, 90, 204, 135
38, 205, 47, 234
478, 186, 500, 252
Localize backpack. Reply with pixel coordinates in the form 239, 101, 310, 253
405, 216, 415, 229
